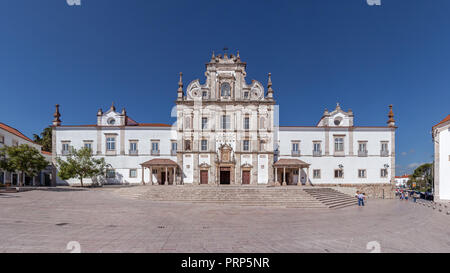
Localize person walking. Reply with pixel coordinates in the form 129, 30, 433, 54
356, 192, 365, 207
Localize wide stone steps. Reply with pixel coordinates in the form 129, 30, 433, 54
303, 188, 358, 209
115, 186, 359, 209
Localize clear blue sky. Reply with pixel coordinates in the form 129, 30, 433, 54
1, 0, 449, 174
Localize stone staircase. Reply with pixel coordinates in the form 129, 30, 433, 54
303, 188, 358, 209
116, 185, 357, 209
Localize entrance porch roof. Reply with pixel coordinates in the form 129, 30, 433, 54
273, 158, 310, 168
140, 158, 178, 167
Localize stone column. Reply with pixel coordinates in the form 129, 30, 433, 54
298, 167, 301, 186
306, 167, 310, 186
283, 167, 286, 186
275, 167, 278, 183
165, 167, 168, 185
141, 166, 145, 184
150, 167, 153, 185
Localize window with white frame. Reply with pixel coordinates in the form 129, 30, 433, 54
358, 142, 367, 152
381, 168, 388, 178
313, 169, 321, 179
201, 139, 208, 151
151, 141, 159, 154
171, 141, 177, 153
334, 169, 344, 178
106, 137, 116, 151
244, 116, 250, 130
243, 140, 250, 151
129, 169, 137, 178
83, 141, 93, 151
221, 115, 231, 130
334, 137, 344, 152
358, 169, 367, 178
201, 117, 208, 130
220, 82, 231, 97
62, 142, 70, 155
0, 135, 4, 144
313, 142, 321, 152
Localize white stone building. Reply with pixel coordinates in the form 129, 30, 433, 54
51, 53, 397, 196
0, 122, 52, 186
433, 115, 450, 202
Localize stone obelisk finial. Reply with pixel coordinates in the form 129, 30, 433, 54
387, 104, 395, 127
267, 73, 274, 99
177, 72, 183, 100
53, 104, 61, 126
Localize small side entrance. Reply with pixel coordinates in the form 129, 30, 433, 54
220, 167, 230, 185
242, 171, 250, 184
200, 170, 208, 184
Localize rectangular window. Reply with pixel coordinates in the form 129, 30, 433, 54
313, 142, 321, 152
358, 141, 368, 157
84, 142, 92, 151
221, 115, 231, 129
129, 141, 138, 155
185, 140, 191, 151
0, 135, 4, 144
106, 137, 116, 151
62, 142, 70, 155
292, 142, 299, 152
243, 140, 250, 151
381, 141, 389, 156
171, 141, 177, 154
130, 142, 137, 151
358, 142, 367, 152
244, 91, 249, 99
335, 137, 344, 152
201, 117, 208, 129
202, 91, 208, 99
313, 169, 321, 179
244, 117, 250, 130
129, 169, 137, 178
334, 169, 344, 178
201, 140, 208, 151
106, 169, 115, 179
381, 168, 388, 178
151, 141, 159, 155
358, 169, 367, 178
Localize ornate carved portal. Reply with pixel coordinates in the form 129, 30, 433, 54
217, 144, 235, 185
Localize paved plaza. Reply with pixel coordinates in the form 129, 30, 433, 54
0, 186, 449, 253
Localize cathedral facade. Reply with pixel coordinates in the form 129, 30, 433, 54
52, 53, 396, 196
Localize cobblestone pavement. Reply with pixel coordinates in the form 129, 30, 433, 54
0, 187, 449, 253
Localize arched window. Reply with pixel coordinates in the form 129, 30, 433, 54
220, 82, 231, 97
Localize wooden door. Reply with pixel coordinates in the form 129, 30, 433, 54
200, 170, 208, 184
242, 171, 250, 184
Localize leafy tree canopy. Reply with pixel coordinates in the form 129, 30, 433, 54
33, 127, 52, 152
0, 144, 49, 186
407, 163, 433, 192
56, 147, 108, 187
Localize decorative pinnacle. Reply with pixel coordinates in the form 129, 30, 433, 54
53, 104, 61, 126
336, 102, 341, 110
388, 104, 395, 125
110, 102, 115, 111
267, 73, 274, 98
211, 51, 215, 59
178, 72, 183, 88
236, 50, 240, 58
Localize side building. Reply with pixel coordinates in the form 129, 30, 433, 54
433, 115, 450, 202
0, 122, 52, 186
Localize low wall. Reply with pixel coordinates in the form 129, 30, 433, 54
318, 183, 395, 199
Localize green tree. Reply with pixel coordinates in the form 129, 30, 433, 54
56, 147, 108, 187
0, 144, 49, 187
408, 163, 433, 192
33, 127, 52, 152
